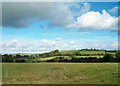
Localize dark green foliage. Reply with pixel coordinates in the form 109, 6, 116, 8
46, 56, 115, 63
15, 58, 26, 62
115, 51, 120, 62
0, 54, 2, 62
22, 55, 29, 59
16, 54, 22, 58
101, 54, 114, 62
41, 53, 49, 58
2, 54, 14, 62
48, 49, 59, 56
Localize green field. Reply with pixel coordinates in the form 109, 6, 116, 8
2, 63, 118, 84
38, 56, 104, 61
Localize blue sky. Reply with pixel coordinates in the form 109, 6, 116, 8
1, 2, 119, 53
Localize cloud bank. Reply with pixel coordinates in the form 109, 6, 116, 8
1, 39, 118, 54
2, 2, 118, 31
68, 10, 118, 30
2, 2, 74, 28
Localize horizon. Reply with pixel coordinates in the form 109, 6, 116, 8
1, 2, 119, 54
1, 48, 118, 55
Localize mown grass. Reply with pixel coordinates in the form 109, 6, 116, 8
2, 63, 118, 84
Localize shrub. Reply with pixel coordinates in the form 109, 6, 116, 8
101, 54, 114, 62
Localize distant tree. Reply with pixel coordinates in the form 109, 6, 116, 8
16, 54, 22, 58
57, 52, 62, 56
16, 58, 26, 62
23, 55, 29, 58
75, 51, 80, 56
2, 54, 13, 62
53, 49, 59, 54
87, 57, 98, 62
0, 54, 2, 62
41, 53, 49, 58
115, 51, 120, 62
54, 57, 60, 62
71, 57, 80, 62
13, 59, 16, 63
101, 54, 114, 62
49, 49, 59, 56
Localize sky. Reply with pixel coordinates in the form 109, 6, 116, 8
1, 2, 119, 54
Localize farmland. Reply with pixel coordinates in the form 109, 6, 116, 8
1, 49, 119, 84
2, 63, 118, 84
1, 49, 119, 63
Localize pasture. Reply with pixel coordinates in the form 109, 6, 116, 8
2, 63, 118, 84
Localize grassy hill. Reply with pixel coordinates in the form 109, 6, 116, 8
1, 49, 118, 62
59, 49, 115, 56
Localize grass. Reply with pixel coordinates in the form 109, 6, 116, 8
2, 63, 118, 84
59, 50, 106, 56
80, 50, 105, 55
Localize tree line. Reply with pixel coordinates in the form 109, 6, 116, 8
46, 54, 120, 62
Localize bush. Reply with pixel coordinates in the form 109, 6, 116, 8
101, 54, 114, 62
115, 51, 120, 62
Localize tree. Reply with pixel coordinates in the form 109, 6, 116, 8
0, 54, 2, 62
54, 57, 60, 62
2, 54, 13, 62
115, 51, 120, 62
16, 54, 22, 58
41, 53, 49, 58
75, 51, 80, 56
49, 49, 59, 56
102, 54, 114, 62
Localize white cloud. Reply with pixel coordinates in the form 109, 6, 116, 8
108, 6, 118, 14
1, 38, 118, 54
70, 41, 74, 44
56, 37, 62, 41
68, 10, 118, 30
42, 39, 48, 43
1, 38, 62, 54
111, 42, 118, 48
3, 2, 117, 31
7, 39, 18, 47
41, 38, 61, 47
79, 2, 91, 15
